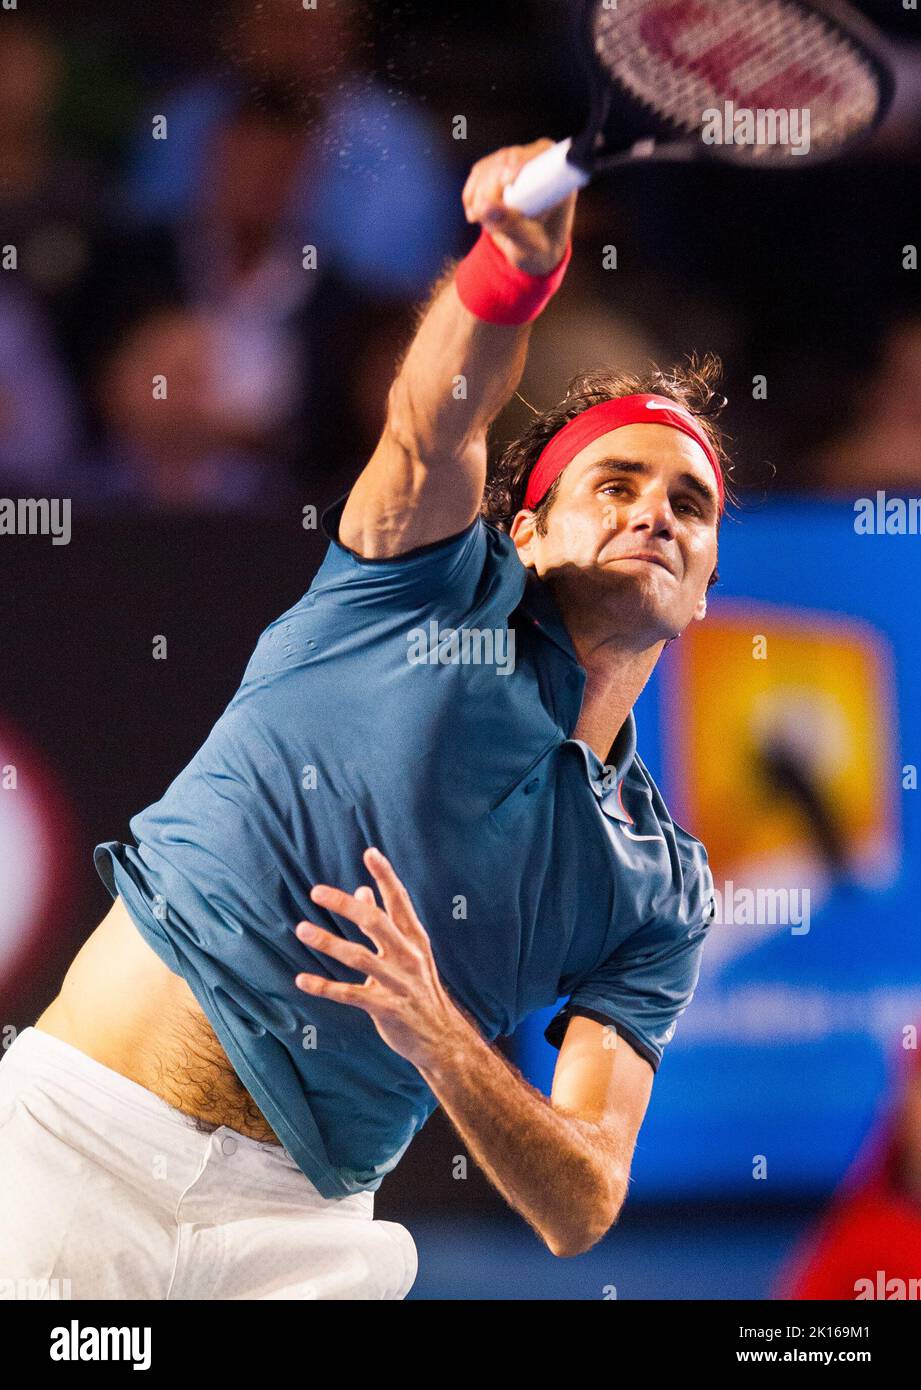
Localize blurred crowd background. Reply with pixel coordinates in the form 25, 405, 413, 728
2, 0, 920, 515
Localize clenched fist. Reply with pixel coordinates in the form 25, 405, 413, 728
461, 140, 577, 276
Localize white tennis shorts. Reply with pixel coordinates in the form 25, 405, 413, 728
0, 1026, 417, 1300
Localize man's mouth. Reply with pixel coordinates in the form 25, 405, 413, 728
611, 551, 675, 576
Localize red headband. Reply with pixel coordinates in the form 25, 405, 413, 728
523, 394, 725, 513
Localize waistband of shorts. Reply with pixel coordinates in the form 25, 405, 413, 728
2, 1027, 373, 1212
2, 1026, 292, 1163
3, 1026, 207, 1125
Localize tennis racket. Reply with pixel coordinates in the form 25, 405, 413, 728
504, 0, 897, 217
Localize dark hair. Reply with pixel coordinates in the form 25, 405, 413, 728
481, 353, 734, 588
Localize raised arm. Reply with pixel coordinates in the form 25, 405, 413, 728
338, 140, 577, 560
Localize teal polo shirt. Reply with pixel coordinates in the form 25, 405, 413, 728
95, 491, 715, 1199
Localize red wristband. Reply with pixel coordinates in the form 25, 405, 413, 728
455, 229, 572, 326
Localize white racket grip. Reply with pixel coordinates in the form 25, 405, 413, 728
502, 138, 591, 218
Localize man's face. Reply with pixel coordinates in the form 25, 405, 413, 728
510, 423, 720, 646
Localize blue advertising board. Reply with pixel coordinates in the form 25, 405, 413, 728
511, 498, 921, 1196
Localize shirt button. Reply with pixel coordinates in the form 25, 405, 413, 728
524, 778, 540, 794
220, 1136, 238, 1156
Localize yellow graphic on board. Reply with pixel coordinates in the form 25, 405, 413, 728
666, 603, 899, 891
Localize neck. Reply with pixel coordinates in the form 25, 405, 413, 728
556, 591, 665, 764
570, 646, 662, 764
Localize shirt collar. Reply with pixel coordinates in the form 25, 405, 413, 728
575, 711, 638, 784
569, 712, 638, 823
515, 570, 639, 823
515, 569, 581, 665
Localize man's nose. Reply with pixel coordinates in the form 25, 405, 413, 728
627, 492, 675, 538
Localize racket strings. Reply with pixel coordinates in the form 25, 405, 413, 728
592, 0, 882, 158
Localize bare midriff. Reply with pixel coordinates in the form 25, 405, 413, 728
35, 895, 281, 1145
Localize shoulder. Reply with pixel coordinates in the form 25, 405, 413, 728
313, 489, 522, 594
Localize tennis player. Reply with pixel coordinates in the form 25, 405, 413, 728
0, 139, 721, 1300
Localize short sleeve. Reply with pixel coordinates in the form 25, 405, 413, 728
544, 859, 715, 1072
308, 490, 494, 622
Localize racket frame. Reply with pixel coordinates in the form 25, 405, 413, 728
581, 0, 898, 173
502, 0, 897, 216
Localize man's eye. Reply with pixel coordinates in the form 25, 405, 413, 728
600, 483, 630, 496
675, 498, 703, 517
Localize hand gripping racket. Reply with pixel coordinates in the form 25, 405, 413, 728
504, 0, 896, 217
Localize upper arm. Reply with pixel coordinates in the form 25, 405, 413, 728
338, 420, 488, 560
337, 246, 533, 560
550, 1014, 654, 1164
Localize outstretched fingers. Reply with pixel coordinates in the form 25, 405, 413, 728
362, 848, 427, 943
308, 881, 394, 951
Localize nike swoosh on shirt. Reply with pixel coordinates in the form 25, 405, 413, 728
620, 823, 667, 843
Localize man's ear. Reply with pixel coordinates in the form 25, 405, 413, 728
509, 509, 538, 568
